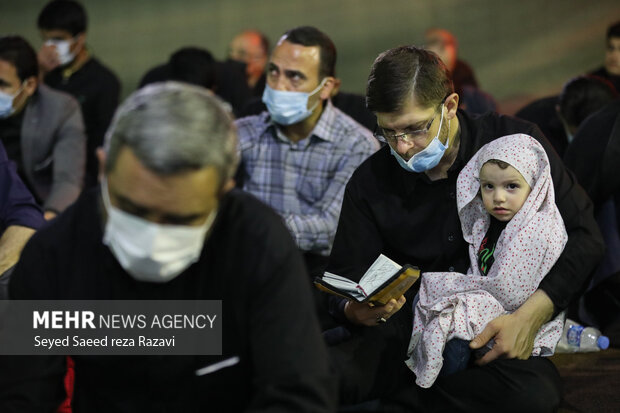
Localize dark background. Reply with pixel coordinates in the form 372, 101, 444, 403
1, 0, 619, 112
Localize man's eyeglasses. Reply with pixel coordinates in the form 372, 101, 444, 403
373, 105, 441, 145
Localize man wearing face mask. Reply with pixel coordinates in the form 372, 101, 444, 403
235, 26, 379, 279
325, 46, 604, 411
0, 35, 85, 220
0, 82, 336, 412
37, 0, 121, 189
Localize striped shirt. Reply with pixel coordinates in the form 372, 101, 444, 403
236, 101, 379, 255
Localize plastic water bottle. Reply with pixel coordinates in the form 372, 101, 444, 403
556, 318, 610, 353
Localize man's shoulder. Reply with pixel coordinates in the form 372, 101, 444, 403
234, 112, 271, 141
30, 84, 81, 117
83, 57, 121, 86
463, 110, 542, 146
346, 145, 393, 189
208, 189, 300, 261
325, 104, 372, 135
220, 189, 288, 230
320, 104, 378, 151
24, 188, 98, 250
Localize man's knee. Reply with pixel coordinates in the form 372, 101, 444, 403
512, 359, 562, 413
486, 358, 562, 413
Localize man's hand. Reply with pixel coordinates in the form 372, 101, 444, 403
469, 289, 554, 365
0, 225, 36, 276
344, 296, 406, 326
38, 44, 60, 75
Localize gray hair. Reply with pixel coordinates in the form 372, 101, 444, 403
103, 81, 238, 184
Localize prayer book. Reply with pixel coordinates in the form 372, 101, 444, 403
314, 254, 420, 305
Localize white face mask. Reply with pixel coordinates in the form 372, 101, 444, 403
101, 179, 217, 283
45, 39, 76, 66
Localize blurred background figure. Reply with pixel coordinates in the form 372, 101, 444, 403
516, 75, 617, 157
228, 29, 269, 97
564, 99, 620, 349
0, 35, 85, 220
424, 27, 496, 115
590, 20, 620, 92
139, 46, 217, 91
139, 46, 241, 115
37, 0, 120, 190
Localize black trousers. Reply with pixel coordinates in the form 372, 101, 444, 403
329, 304, 562, 413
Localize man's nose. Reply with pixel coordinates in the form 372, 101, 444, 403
272, 75, 289, 91
394, 138, 415, 156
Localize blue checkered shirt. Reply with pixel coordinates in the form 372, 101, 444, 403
236, 101, 379, 255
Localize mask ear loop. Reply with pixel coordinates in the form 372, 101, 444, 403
100, 177, 113, 213
306, 78, 329, 113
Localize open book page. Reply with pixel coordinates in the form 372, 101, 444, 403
359, 254, 401, 293
322, 272, 367, 300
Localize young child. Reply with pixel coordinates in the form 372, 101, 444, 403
406, 133, 568, 388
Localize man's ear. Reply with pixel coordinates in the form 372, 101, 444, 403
445, 92, 460, 120
319, 76, 337, 100
96, 147, 107, 183
22, 76, 38, 98
74, 32, 87, 51
220, 178, 235, 195
329, 77, 342, 98
13, 76, 38, 112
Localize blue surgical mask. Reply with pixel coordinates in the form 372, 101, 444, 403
390, 106, 449, 173
262, 79, 327, 125
0, 84, 24, 119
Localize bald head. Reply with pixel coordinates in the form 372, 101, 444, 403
424, 28, 458, 72
229, 30, 269, 87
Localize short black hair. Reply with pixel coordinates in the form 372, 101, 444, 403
0, 36, 39, 81
607, 20, 620, 41
558, 75, 617, 129
282, 26, 336, 78
366, 45, 453, 113
169, 47, 216, 90
37, 0, 87, 36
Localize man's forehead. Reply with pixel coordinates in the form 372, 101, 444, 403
107, 147, 220, 203
40, 29, 73, 40
375, 98, 437, 129
271, 40, 320, 67
0, 59, 19, 83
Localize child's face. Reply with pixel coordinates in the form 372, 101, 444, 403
479, 163, 532, 222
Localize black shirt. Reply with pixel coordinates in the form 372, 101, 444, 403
2, 188, 335, 412
327, 109, 604, 316
478, 217, 507, 276
45, 57, 120, 188
590, 66, 620, 93
515, 95, 568, 157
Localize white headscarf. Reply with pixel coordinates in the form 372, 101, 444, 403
406, 134, 568, 388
